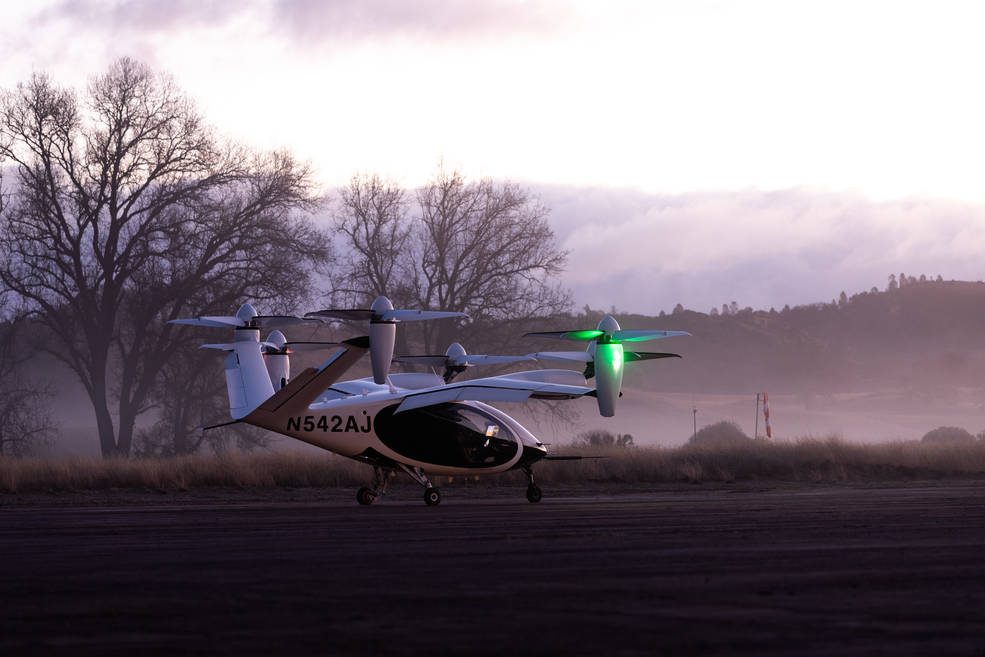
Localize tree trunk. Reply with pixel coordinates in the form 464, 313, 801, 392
117, 405, 137, 458
92, 392, 119, 457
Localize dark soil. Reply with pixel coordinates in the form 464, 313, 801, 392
2, 483, 984, 656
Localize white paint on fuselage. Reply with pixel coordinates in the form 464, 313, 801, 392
276, 391, 544, 477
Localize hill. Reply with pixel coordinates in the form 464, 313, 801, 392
589, 279, 985, 395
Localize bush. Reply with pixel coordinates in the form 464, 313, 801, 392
575, 430, 634, 448
5, 437, 985, 492
921, 426, 976, 444
688, 420, 752, 446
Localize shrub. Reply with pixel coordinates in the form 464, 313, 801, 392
575, 430, 634, 448
688, 420, 751, 446
921, 426, 976, 444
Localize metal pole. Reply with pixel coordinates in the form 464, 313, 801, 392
754, 392, 760, 440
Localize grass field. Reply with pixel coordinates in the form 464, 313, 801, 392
3, 437, 985, 493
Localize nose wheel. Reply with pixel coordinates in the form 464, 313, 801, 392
522, 465, 543, 503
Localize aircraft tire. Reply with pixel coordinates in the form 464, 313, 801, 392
424, 487, 441, 506
357, 487, 376, 505
526, 484, 543, 503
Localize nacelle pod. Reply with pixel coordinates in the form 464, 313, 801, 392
262, 329, 290, 390
592, 341, 623, 417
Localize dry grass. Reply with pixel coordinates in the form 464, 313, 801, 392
0, 452, 368, 493
3, 437, 985, 493
537, 437, 985, 485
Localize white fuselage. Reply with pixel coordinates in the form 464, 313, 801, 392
252, 379, 546, 477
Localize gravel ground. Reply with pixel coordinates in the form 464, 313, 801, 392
2, 482, 984, 656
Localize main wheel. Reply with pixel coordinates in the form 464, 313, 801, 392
526, 484, 542, 503
356, 486, 376, 505
424, 487, 441, 506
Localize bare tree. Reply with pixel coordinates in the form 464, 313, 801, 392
0, 307, 55, 456
411, 167, 570, 352
0, 59, 331, 457
330, 173, 413, 307
135, 344, 270, 456
328, 167, 570, 359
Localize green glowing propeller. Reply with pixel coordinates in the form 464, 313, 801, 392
525, 315, 690, 417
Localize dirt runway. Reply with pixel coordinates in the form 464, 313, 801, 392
2, 484, 985, 656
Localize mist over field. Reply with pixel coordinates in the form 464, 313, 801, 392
44, 275, 985, 455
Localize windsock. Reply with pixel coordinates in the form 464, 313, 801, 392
763, 392, 772, 438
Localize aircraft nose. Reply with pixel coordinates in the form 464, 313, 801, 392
519, 441, 548, 467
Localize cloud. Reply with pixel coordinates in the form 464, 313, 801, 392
27, 0, 572, 49
269, 0, 571, 44
35, 0, 238, 33
537, 185, 985, 315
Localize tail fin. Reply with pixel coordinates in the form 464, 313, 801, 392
243, 337, 370, 432
223, 332, 276, 419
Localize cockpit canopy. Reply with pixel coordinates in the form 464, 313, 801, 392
374, 403, 520, 468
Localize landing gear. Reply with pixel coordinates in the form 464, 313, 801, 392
355, 466, 395, 506
424, 487, 441, 506
356, 486, 376, 505
398, 463, 441, 507
522, 465, 543, 504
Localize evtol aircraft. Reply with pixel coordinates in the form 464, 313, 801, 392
172, 296, 689, 505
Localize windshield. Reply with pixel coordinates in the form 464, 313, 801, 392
374, 403, 519, 468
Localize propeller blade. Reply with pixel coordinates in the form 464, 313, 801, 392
384, 309, 468, 322
282, 341, 345, 353
392, 355, 449, 367
612, 329, 691, 342
200, 343, 237, 351
304, 309, 375, 321
463, 354, 536, 366
524, 329, 605, 341
253, 315, 320, 328
624, 351, 681, 362
170, 316, 244, 328
528, 351, 593, 363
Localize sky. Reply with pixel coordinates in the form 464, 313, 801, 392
2, 0, 985, 314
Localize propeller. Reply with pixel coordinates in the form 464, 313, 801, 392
530, 349, 682, 379
173, 304, 340, 392
305, 296, 467, 384
198, 329, 345, 391
170, 303, 318, 330
394, 342, 535, 383
526, 315, 690, 417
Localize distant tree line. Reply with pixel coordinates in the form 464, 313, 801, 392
691, 273, 949, 319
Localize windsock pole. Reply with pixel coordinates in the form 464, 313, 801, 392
763, 392, 772, 438
754, 393, 760, 439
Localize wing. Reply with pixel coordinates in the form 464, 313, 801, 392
393, 369, 593, 413
528, 351, 592, 363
